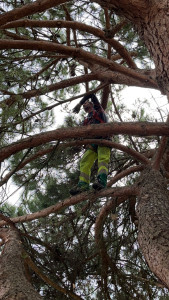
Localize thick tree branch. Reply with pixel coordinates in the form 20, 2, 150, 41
101, 86, 110, 109
0, 186, 139, 227
1, 19, 137, 68
152, 136, 169, 171
1, 73, 96, 107
95, 186, 138, 253
0, 0, 71, 27
0, 40, 157, 88
94, 0, 169, 96
93, 0, 149, 19
83, 67, 157, 89
152, 116, 169, 170
107, 165, 145, 187
0, 122, 168, 162
0, 139, 149, 187
0, 83, 107, 121
24, 252, 83, 300
1, 67, 155, 107
94, 185, 139, 287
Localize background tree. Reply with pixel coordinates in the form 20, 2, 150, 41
0, 0, 169, 299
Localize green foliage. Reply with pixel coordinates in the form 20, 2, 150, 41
4, 106, 165, 299
0, 1, 168, 299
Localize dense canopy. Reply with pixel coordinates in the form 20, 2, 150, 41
0, 1, 169, 299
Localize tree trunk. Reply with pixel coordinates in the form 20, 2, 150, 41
136, 168, 169, 288
97, 0, 169, 97
137, 1, 169, 97
0, 227, 42, 300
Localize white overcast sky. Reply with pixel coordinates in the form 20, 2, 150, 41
54, 86, 169, 126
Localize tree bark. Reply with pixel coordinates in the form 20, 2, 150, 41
0, 39, 156, 86
138, 1, 169, 97
91, 0, 169, 288
0, 186, 138, 227
0, 0, 70, 27
96, 0, 169, 97
136, 168, 169, 288
0, 227, 42, 299
0, 121, 168, 163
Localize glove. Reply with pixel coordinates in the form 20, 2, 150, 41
73, 103, 81, 114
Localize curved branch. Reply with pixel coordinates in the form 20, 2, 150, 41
24, 252, 83, 300
107, 165, 145, 187
1, 19, 137, 68
94, 0, 149, 20
0, 122, 168, 162
0, 186, 138, 227
0, 39, 157, 88
55, 139, 150, 165
0, 139, 148, 187
95, 186, 138, 249
0, 83, 107, 124
0, 0, 71, 27
1, 73, 96, 107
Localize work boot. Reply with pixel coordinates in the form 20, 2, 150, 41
93, 173, 107, 191
70, 181, 89, 195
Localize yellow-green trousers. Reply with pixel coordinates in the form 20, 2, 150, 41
79, 146, 111, 185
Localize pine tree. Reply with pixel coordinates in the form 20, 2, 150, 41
0, 1, 168, 299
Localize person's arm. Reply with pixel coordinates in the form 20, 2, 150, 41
90, 94, 101, 110
72, 93, 100, 113
90, 94, 107, 122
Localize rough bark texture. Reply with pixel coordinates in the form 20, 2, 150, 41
0, 122, 168, 163
96, 0, 169, 97
137, 2, 169, 97
136, 168, 169, 287
92, 0, 169, 288
0, 228, 42, 300
0, 0, 168, 295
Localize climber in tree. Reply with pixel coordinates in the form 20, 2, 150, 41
70, 93, 111, 195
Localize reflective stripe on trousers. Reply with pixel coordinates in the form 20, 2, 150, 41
79, 146, 111, 184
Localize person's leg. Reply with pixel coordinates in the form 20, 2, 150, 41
70, 148, 97, 195
79, 148, 97, 184
93, 146, 111, 190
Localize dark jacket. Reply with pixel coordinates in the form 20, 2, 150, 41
80, 94, 110, 146
80, 94, 108, 126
